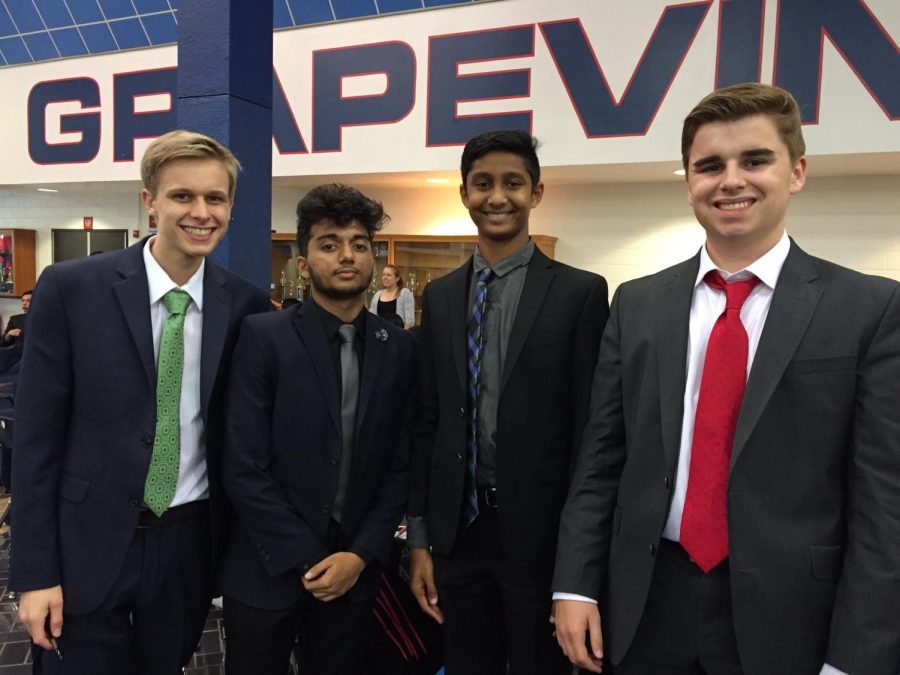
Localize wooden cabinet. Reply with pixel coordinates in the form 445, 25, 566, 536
0, 229, 36, 297
271, 233, 557, 323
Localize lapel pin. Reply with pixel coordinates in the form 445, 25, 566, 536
375, 328, 389, 342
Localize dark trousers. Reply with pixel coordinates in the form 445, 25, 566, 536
433, 506, 570, 675
223, 590, 374, 675
616, 539, 743, 675
34, 503, 213, 675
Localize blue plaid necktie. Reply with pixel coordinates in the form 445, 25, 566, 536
463, 268, 492, 525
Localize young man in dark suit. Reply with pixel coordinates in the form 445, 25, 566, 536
408, 130, 610, 673
10, 130, 271, 673
3, 288, 31, 343
219, 184, 417, 674
553, 84, 900, 675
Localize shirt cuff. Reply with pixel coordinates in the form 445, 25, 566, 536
552, 592, 598, 604
405, 515, 430, 549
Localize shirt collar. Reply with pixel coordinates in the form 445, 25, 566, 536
310, 296, 366, 341
473, 238, 535, 278
695, 230, 790, 290
143, 236, 205, 310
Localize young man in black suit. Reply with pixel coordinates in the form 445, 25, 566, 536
219, 184, 417, 674
408, 130, 609, 673
3, 288, 31, 343
553, 83, 900, 674
11, 131, 271, 673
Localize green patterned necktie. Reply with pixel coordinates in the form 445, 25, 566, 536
144, 288, 192, 516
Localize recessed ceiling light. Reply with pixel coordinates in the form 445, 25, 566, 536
672, 169, 686, 176
37, 187, 58, 192
426, 178, 451, 184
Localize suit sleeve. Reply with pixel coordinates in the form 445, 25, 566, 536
350, 339, 418, 565
222, 318, 328, 578
407, 286, 436, 546
399, 288, 416, 327
569, 274, 610, 467
826, 283, 900, 672
368, 291, 380, 314
9, 268, 72, 591
552, 285, 627, 598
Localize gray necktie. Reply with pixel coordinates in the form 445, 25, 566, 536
333, 323, 358, 522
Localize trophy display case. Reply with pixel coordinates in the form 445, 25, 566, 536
0, 229, 36, 297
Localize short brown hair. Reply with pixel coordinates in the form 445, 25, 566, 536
681, 83, 805, 171
141, 130, 241, 197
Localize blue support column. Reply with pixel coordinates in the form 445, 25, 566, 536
176, 0, 273, 290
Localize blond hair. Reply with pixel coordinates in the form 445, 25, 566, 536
141, 130, 241, 197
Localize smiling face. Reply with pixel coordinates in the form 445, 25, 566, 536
298, 219, 374, 307
461, 151, 543, 253
141, 157, 231, 283
381, 266, 399, 290
687, 114, 806, 267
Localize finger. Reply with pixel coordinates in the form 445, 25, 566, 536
304, 559, 330, 581
422, 572, 440, 608
49, 600, 64, 638
588, 610, 603, 660
23, 616, 52, 650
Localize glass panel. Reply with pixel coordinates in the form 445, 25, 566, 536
89, 229, 127, 254
52, 230, 88, 263
366, 239, 390, 305
392, 239, 476, 325
272, 240, 304, 304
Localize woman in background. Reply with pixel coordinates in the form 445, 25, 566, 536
369, 264, 415, 328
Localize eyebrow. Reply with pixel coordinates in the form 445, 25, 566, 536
312, 233, 370, 242
692, 147, 776, 170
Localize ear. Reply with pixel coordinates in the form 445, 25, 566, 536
296, 256, 310, 280
459, 183, 469, 208
140, 188, 156, 215
789, 156, 807, 194
530, 181, 544, 208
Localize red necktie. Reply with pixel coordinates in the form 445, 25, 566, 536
680, 271, 760, 573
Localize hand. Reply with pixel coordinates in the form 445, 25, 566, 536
6, 328, 21, 339
18, 586, 63, 650
302, 552, 365, 602
552, 599, 603, 672
408, 548, 444, 624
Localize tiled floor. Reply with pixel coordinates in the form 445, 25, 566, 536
0, 496, 227, 674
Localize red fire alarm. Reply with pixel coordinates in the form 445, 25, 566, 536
83, 216, 93, 230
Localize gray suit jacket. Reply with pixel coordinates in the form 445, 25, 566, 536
553, 240, 900, 674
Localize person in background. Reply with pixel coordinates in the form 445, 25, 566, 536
407, 130, 609, 674
10, 130, 270, 673
220, 183, 417, 674
369, 264, 415, 329
552, 83, 900, 675
2, 288, 32, 344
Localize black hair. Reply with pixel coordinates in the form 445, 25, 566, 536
460, 130, 541, 191
21, 289, 33, 297
296, 183, 388, 256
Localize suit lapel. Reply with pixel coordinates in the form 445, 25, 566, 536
294, 302, 341, 436
446, 261, 473, 395
200, 262, 231, 422
499, 249, 554, 396
113, 241, 156, 389
731, 241, 820, 469
656, 254, 699, 473
356, 313, 385, 432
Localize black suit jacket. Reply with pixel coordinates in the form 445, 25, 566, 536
9, 239, 270, 613
553, 240, 900, 674
3, 313, 26, 343
410, 247, 609, 572
219, 302, 417, 610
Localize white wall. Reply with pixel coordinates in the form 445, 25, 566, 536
271, 174, 900, 297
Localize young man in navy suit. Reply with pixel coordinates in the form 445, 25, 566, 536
219, 184, 417, 674
408, 130, 609, 673
553, 84, 900, 674
11, 131, 271, 673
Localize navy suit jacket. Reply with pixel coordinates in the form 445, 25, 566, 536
219, 302, 417, 610
9, 239, 270, 613
554, 241, 900, 674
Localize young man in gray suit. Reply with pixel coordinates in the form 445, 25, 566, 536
553, 84, 900, 674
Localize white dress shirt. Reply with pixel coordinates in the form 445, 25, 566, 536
143, 238, 208, 506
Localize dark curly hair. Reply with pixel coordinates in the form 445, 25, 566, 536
296, 183, 388, 256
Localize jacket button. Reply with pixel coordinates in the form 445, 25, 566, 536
264, 554, 272, 562
140, 436, 153, 448
321, 504, 330, 515
456, 452, 463, 464
128, 498, 139, 507
329, 456, 339, 465
664, 476, 670, 489
458, 407, 465, 417
649, 544, 656, 556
